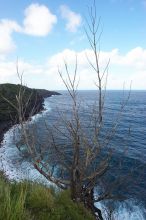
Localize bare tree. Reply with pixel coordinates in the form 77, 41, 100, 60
2, 2, 132, 220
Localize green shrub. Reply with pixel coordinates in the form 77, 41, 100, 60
0, 177, 30, 220
50, 190, 94, 220
26, 183, 54, 210
0, 174, 94, 220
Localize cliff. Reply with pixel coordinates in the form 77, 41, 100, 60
0, 83, 60, 143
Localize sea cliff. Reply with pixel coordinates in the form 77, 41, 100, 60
0, 83, 60, 144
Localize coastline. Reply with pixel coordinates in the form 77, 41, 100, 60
0, 122, 53, 184
0, 121, 13, 144
0, 93, 59, 183
0, 106, 44, 145
0, 89, 61, 146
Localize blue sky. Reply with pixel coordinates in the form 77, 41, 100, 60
0, 0, 146, 89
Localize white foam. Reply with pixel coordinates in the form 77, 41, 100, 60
0, 126, 51, 185
95, 200, 146, 220
30, 98, 51, 122
115, 203, 146, 220
0, 98, 52, 185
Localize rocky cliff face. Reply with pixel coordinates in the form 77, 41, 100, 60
37, 89, 61, 98
0, 83, 60, 143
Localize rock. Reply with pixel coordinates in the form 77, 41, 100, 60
37, 89, 61, 98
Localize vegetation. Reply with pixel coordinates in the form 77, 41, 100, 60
0, 172, 94, 220
0, 83, 60, 122
0, 83, 43, 122
0, 83, 60, 143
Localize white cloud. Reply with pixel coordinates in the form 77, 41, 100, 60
0, 59, 46, 87
47, 47, 146, 89
0, 47, 146, 90
60, 5, 82, 32
0, 19, 21, 55
23, 3, 57, 36
0, 4, 57, 56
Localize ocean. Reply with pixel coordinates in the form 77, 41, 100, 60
0, 90, 146, 219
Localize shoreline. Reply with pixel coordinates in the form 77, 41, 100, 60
0, 106, 44, 145
0, 121, 13, 144
0, 91, 61, 146
0, 94, 58, 183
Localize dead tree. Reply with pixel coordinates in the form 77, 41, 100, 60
3, 2, 131, 220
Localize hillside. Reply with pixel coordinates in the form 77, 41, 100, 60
0, 83, 60, 143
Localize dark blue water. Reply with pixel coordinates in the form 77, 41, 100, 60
31, 91, 146, 205
0, 90, 145, 219
17, 90, 146, 218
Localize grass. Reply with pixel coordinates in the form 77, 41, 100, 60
0, 172, 94, 220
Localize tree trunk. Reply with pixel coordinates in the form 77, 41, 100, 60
71, 168, 83, 202
82, 187, 103, 220
71, 179, 103, 220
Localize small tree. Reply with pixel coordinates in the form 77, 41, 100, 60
4, 2, 130, 220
